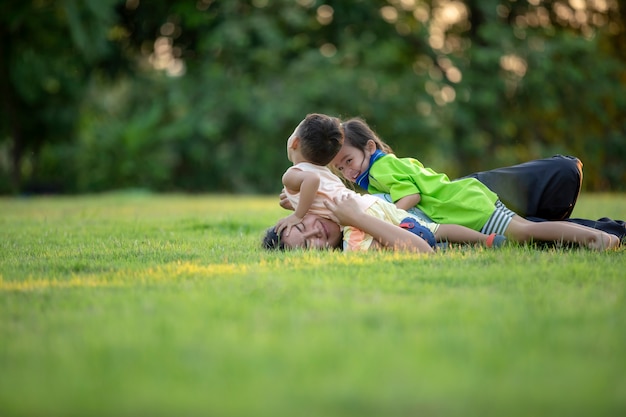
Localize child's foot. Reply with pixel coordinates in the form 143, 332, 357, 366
486, 233, 507, 248
435, 241, 449, 251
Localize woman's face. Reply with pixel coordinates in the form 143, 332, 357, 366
280, 213, 342, 250
331, 142, 372, 183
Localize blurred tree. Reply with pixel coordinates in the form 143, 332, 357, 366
0, 0, 123, 192
76, 0, 440, 193
1, 0, 625, 193
450, 0, 626, 182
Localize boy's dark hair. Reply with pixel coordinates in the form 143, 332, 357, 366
262, 227, 285, 251
342, 117, 394, 154
296, 113, 343, 166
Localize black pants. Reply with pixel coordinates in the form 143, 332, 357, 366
461, 155, 626, 240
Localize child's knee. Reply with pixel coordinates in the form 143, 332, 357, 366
506, 223, 533, 241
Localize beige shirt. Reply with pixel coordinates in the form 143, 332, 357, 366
284, 162, 379, 224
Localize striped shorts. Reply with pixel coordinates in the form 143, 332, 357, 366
480, 200, 516, 235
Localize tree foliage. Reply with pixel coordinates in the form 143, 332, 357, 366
1, 0, 625, 194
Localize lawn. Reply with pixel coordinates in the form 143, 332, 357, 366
1, 192, 625, 417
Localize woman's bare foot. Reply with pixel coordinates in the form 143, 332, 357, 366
608, 234, 620, 249
588, 232, 620, 251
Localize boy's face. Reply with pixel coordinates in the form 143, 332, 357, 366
331, 141, 374, 183
286, 121, 303, 162
286, 135, 297, 162
280, 213, 342, 250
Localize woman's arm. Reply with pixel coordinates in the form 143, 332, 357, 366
323, 195, 434, 253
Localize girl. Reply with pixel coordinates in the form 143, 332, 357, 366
331, 117, 620, 251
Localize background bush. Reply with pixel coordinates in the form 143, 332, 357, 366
1, 0, 625, 194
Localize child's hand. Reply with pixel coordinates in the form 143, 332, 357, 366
279, 190, 294, 211
395, 193, 421, 211
275, 213, 303, 236
323, 194, 363, 226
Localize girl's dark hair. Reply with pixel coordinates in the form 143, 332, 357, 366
262, 227, 284, 251
342, 117, 394, 154
296, 113, 343, 165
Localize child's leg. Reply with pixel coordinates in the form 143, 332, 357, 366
504, 215, 618, 250
436, 224, 506, 247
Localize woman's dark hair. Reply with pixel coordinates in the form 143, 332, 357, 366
261, 225, 343, 251
342, 117, 394, 154
262, 227, 285, 251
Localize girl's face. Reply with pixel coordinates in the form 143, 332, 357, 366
331, 140, 376, 183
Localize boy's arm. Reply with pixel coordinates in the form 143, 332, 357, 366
276, 169, 320, 235
394, 193, 421, 211
323, 195, 433, 253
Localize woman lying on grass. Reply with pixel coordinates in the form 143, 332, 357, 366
264, 194, 439, 252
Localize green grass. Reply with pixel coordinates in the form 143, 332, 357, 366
1, 192, 625, 417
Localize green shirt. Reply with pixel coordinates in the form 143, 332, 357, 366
368, 154, 498, 230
